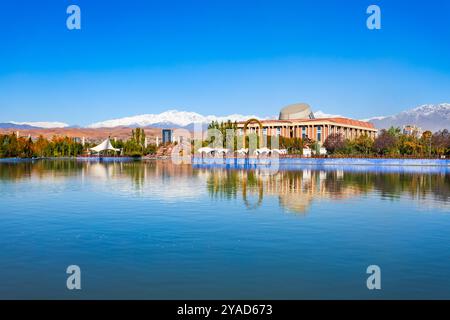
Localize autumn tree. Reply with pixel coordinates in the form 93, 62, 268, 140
33, 135, 50, 157
432, 129, 450, 156
421, 130, 433, 157
351, 134, 373, 155
373, 129, 398, 155
323, 133, 345, 154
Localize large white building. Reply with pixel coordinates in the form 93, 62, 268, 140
237, 103, 377, 144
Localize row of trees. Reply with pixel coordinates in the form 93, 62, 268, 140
111, 128, 156, 157
205, 121, 450, 157
208, 120, 239, 134
0, 134, 85, 158
3, 125, 449, 159
324, 128, 450, 157
0, 129, 159, 159
205, 121, 313, 153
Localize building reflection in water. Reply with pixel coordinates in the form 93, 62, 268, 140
0, 159, 448, 213
204, 168, 450, 213
205, 169, 368, 213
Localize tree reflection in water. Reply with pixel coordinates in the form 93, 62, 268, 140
1, 159, 448, 213
205, 168, 450, 213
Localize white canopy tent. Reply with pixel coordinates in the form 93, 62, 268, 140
303, 148, 312, 157
272, 149, 288, 155
214, 148, 229, 155
90, 138, 121, 155
198, 147, 230, 156
236, 148, 249, 155
254, 147, 272, 155
198, 147, 214, 155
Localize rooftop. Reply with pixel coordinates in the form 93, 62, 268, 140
237, 103, 376, 129
239, 117, 376, 129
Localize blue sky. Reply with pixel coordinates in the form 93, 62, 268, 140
0, 0, 449, 125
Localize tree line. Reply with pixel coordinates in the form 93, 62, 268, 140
324, 127, 450, 157
0, 134, 84, 158
205, 121, 450, 157
111, 128, 157, 157
0, 128, 158, 158
2, 125, 449, 159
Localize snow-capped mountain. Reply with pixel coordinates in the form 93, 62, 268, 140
10, 121, 69, 129
365, 103, 450, 131
0, 121, 69, 129
3, 104, 449, 132
0, 123, 38, 129
88, 110, 266, 128
313, 110, 343, 118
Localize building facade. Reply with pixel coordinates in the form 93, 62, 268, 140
402, 125, 423, 137
236, 103, 377, 144
162, 129, 173, 144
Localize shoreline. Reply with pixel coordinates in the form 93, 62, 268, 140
0, 156, 449, 167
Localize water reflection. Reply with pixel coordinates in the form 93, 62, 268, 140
206, 168, 450, 213
1, 159, 449, 213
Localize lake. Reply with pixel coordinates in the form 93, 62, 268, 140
0, 159, 449, 299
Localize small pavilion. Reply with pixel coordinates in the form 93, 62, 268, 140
89, 138, 122, 156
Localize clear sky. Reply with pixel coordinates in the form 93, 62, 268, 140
1, 0, 449, 125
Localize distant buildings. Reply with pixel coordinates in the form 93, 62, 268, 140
236, 103, 377, 144
402, 125, 423, 137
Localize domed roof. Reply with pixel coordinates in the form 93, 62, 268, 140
279, 103, 315, 120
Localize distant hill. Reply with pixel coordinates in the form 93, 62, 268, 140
3, 103, 449, 133
0, 122, 69, 130
0, 123, 39, 129
365, 103, 450, 132
88, 110, 264, 129
90, 105, 447, 132
0, 127, 162, 141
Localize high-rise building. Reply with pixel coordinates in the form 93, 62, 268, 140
162, 129, 173, 144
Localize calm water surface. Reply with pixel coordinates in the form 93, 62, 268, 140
0, 160, 449, 299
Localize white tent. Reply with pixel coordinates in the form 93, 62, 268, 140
214, 148, 229, 155
198, 147, 214, 154
90, 138, 121, 154
254, 147, 272, 155
303, 148, 312, 157
236, 148, 249, 155
272, 149, 288, 155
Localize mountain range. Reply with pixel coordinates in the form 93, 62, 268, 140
87, 110, 263, 129
0, 121, 69, 130
364, 103, 450, 132
1, 103, 449, 132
